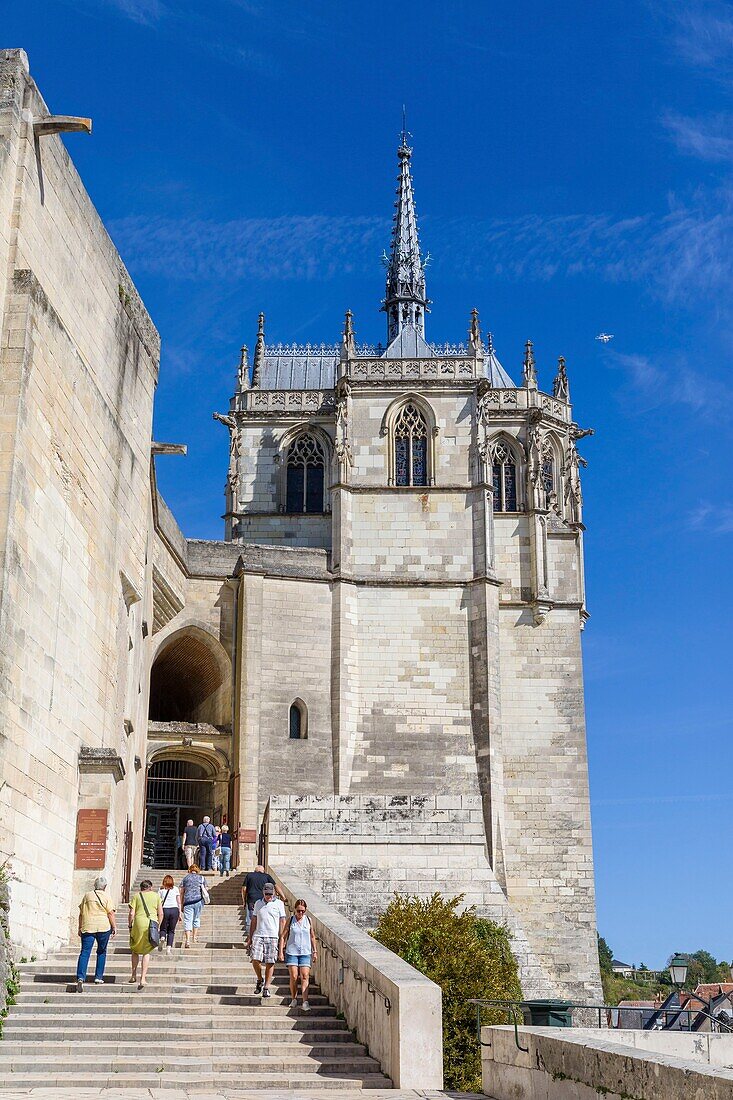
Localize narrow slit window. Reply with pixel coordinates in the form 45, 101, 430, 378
289, 701, 307, 740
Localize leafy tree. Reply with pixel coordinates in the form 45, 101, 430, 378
372, 893, 521, 1091
597, 934, 613, 975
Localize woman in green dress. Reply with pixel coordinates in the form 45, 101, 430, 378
128, 879, 163, 989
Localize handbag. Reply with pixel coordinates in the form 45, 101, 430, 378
139, 891, 160, 947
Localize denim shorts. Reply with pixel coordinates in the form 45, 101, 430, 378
285, 953, 312, 967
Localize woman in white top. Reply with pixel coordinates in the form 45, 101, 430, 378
158, 874, 181, 955
280, 898, 317, 1010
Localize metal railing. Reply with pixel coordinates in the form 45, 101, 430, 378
469, 998, 733, 1053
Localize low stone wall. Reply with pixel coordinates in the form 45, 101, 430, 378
270, 863, 443, 1089
267, 794, 551, 996
481, 1025, 733, 1099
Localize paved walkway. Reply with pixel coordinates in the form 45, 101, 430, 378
0, 1091, 489, 1099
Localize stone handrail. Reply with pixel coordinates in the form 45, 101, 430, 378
269, 863, 443, 1088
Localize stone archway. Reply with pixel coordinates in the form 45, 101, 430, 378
145, 626, 233, 868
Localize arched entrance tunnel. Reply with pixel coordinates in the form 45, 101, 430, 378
145, 626, 233, 868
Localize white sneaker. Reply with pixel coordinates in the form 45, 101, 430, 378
302, 1000, 310, 1011
289, 997, 297, 1007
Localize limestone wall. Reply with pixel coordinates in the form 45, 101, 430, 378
498, 606, 600, 999
0, 51, 158, 950
348, 586, 478, 794
267, 794, 551, 997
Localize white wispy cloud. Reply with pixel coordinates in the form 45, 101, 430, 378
668, 1, 733, 73
688, 503, 733, 533
109, 190, 733, 309
665, 112, 733, 162
104, 0, 167, 24
608, 351, 733, 422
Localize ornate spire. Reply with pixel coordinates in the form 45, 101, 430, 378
252, 312, 265, 388
341, 309, 356, 359
381, 123, 430, 344
553, 355, 570, 402
523, 339, 537, 390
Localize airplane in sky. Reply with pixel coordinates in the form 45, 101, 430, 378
595, 333, 614, 343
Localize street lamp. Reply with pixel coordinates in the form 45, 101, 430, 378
669, 954, 688, 988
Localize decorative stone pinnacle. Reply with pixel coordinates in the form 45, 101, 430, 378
252, 312, 266, 388
523, 339, 537, 390
238, 345, 250, 390
341, 309, 356, 359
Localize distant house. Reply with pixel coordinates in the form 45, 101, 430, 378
611, 960, 635, 978
616, 1000, 659, 1028
680, 986, 733, 1032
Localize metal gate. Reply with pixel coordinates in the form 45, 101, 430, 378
145, 759, 215, 868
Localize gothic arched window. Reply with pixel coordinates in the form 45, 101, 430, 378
286, 434, 326, 513
394, 403, 428, 487
491, 441, 518, 512
289, 700, 307, 740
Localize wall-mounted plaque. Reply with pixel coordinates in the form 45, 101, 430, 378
238, 828, 256, 844
74, 809, 108, 869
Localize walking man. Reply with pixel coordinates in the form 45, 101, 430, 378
241, 863, 283, 935
247, 881, 286, 998
197, 816, 216, 872
182, 819, 198, 869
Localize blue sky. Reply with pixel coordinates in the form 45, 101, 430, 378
7, 1, 733, 969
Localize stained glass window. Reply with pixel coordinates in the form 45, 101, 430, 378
289, 703, 302, 739
394, 402, 428, 487
491, 441, 518, 512
286, 434, 326, 513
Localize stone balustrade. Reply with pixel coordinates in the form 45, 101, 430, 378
270, 863, 443, 1089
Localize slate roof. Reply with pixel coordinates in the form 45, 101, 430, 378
258, 344, 340, 391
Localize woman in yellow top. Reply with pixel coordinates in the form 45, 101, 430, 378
75, 876, 117, 993
128, 879, 163, 989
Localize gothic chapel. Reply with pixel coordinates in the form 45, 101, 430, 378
0, 48, 600, 1006
212, 130, 600, 998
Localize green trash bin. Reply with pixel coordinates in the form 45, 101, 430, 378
523, 999, 573, 1027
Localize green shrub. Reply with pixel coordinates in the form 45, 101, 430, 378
372, 893, 521, 1091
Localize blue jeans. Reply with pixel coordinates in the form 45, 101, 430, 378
76, 930, 112, 982
183, 900, 203, 931
219, 846, 231, 874
199, 841, 215, 870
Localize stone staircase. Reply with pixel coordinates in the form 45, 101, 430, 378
1, 869, 392, 1091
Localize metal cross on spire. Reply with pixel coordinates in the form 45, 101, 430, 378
381, 113, 430, 345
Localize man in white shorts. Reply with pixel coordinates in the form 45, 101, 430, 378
247, 881, 286, 997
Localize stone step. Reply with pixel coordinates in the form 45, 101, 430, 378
15, 990, 330, 1006
8, 1000, 338, 1017
5, 1040, 368, 1057
3, 1016, 349, 1033
2, 1026, 355, 1042
0, 1055, 382, 1073
0, 1073, 392, 1089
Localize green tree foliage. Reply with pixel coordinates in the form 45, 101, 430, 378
597, 934, 613, 975
372, 893, 521, 1092
673, 951, 732, 990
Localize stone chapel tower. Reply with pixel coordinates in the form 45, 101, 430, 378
217, 131, 601, 999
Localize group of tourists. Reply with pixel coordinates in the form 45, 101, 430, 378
242, 866, 317, 1009
180, 817, 232, 875
74, 862, 316, 1008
